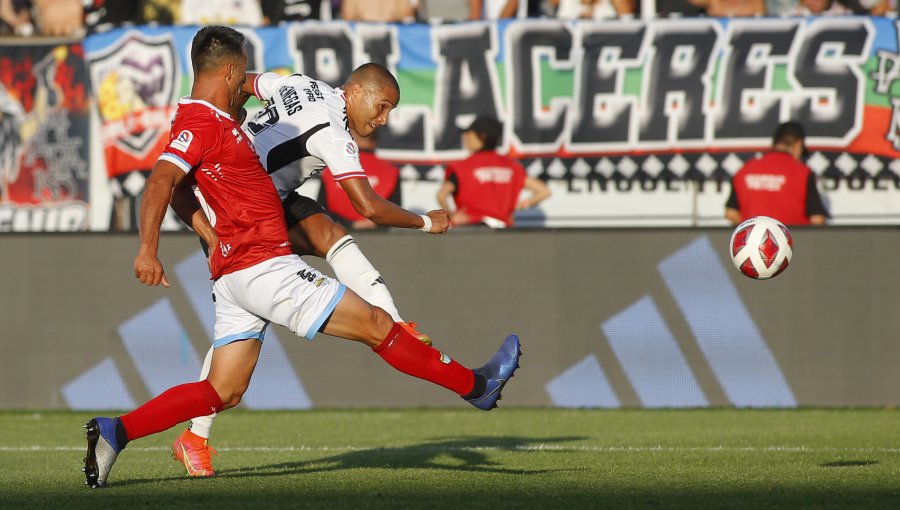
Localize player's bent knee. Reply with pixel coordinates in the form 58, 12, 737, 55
368, 305, 396, 346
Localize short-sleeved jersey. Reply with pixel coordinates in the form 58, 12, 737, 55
727, 151, 825, 226
445, 150, 527, 227
247, 73, 366, 200
320, 150, 401, 223
159, 98, 291, 279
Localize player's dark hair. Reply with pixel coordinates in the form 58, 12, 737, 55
773, 121, 806, 147
191, 26, 246, 75
346, 63, 400, 96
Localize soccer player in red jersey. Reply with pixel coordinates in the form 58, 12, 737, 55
82, 26, 521, 489
438, 115, 551, 228
725, 121, 828, 226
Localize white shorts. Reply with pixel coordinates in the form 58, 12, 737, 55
211, 255, 346, 347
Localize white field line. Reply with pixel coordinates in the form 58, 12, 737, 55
2, 445, 900, 453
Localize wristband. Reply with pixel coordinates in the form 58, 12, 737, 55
419, 214, 433, 233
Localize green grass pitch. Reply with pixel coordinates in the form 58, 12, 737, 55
1, 409, 899, 509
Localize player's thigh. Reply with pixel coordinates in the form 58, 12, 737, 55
320, 289, 394, 347
297, 212, 348, 257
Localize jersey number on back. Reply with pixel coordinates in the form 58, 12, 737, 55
247, 103, 280, 136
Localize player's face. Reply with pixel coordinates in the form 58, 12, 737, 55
349, 84, 398, 137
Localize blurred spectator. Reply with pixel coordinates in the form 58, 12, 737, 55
261, 0, 325, 23
725, 121, 828, 227
791, 0, 849, 14
318, 132, 402, 230
687, 0, 765, 16
551, 0, 635, 18
341, 0, 414, 21
181, 0, 264, 25
416, 0, 480, 22
0, 0, 32, 36
656, 0, 704, 16
484, 0, 524, 18
437, 115, 551, 228
83, 0, 141, 34
32, 0, 84, 36
142, 0, 180, 24
841, 0, 895, 14
765, 0, 798, 15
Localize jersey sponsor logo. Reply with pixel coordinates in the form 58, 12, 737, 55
171, 130, 193, 152
473, 166, 514, 184
343, 140, 359, 162
745, 174, 786, 191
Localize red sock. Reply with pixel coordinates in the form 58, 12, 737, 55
119, 381, 223, 442
373, 323, 475, 396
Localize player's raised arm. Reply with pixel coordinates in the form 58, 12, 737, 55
338, 177, 449, 233
135, 160, 188, 287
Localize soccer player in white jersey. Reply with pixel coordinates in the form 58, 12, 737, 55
83, 26, 521, 489
170, 64, 453, 476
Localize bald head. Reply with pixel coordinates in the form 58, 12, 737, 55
344, 63, 400, 98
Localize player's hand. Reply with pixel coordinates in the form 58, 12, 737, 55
134, 250, 170, 288
426, 209, 450, 234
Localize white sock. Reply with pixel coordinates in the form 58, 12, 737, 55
326, 235, 403, 322
188, 345, 216, 440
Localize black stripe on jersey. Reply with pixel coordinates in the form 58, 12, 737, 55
265, 122, 329, 174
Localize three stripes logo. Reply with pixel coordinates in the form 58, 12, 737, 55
61, 250, 312, 410
545, 236, 796, 408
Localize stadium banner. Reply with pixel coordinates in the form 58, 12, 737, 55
2, 228, 900, 409
0, 40, 92, 232
4, 18, 900, 230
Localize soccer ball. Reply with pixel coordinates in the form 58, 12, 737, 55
729, 216, 793, 280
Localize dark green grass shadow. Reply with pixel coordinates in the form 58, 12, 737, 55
109, 435, 582, 488
820, 460, 879, 468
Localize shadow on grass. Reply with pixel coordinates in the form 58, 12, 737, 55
109, 435, 581, 488
820, 460, 878, 468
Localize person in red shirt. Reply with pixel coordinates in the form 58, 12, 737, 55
82, 26, 521, 490
438, 115, 550, 228
725, 121, 828, 226
318, 131, 402, 230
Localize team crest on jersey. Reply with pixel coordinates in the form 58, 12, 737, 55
343, 140, 359, 162
171, 130, 193, 152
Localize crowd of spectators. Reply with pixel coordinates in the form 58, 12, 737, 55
1, 0, 895, 38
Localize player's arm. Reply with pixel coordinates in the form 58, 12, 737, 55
170, 179, 218, 250
339, 177, 449, 233
517, 176, 551, 210
135, 160, 187, 288
724, 185, 741, 226
436, 180, 456, 212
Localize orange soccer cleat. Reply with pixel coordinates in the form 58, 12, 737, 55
171, 428, 217, 477
399, 321, 432, 346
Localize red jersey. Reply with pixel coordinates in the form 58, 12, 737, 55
321, 151, 400, 222
158, 99, 291, 279
444, 151, 526, 227
730, 151, 813, 226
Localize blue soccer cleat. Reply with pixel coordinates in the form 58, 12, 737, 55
465, 334, 522, 410
83, 417, 123, 488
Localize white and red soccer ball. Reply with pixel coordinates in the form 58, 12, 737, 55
729, 216, 793, 280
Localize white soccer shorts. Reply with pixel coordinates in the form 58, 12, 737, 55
211, 254, 346, 347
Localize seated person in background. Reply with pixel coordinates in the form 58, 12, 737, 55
725, 121, 828, 227
437, 115, 551, 228
318, 132, 402, 230
687, 0, 766, 16
341, 0, 415, 21
417, 0, 481, 22
791, 0, 849, 14
261, 0, 325, 23
656, 0, 705, 16
180, 0, 264, 25
0, 0, 33, 36
551, 0, 635, 19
